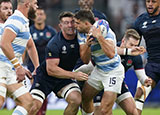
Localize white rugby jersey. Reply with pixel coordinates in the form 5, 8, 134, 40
78, 19, 121, 72
0, 10, 31, 65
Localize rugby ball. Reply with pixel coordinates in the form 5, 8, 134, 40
93, 19, 109, 37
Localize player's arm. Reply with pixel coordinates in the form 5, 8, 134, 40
0, 28, 17, 61
26, 37, 39, 70
79, 35, 92, 64
117, 46, 146, 56
135, 69, 152, 87
0, 28, 25, 82
46, 58, 88, 81
91, 26, 115, 58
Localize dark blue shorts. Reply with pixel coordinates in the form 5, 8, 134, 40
94, 81, 129, 103
145, 62, 160, 84
30, 67, 76, 98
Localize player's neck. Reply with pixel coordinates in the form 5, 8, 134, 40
63, 32, 76, 40
17, 6, 28, 18
35, 23, 45, 30
0, 19, 5, 24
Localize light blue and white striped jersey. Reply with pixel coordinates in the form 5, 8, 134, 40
0, 10, 31, 65
78, 19, 121, 72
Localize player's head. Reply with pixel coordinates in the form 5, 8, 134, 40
0, 0, 12, 22
78, 0, 94, 10
34, 7, 46, 25
145, 0, 160, 16
121, 29, 140, 48
17, 0, 38, 20
74, 10, 95, 33
28, 0, 38, 20
58, 11, 76, 36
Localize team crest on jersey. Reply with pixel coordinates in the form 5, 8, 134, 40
126, 59, 132, 66
62, 46, 67, 54
142, 21, 147, 28
40, 32, 44, 36
46, 32, 51, 38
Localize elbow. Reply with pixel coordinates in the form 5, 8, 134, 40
81, 57, 90, 64
46, 66, 53, 76
82, 60, 89, 64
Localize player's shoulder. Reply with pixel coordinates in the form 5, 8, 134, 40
92, 9, 107, 20
46, 25, 57, 33
135, 12, 148, 23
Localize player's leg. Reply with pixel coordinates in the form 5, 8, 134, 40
7, 82, 33, 115
57, 82, 81, 115
100, 91, 117, 114
134, 62, 159, 115
134, 80, 153, 115
29, 71, 51, 115
116, 82, 138, 115
81, 82, 99, 115
0, 83, 7, 108
93, 90, 103, 115
81, 66, 104, 115
0, 64, 8, 108
36, 98, 48, 115
100, 63, 124, 114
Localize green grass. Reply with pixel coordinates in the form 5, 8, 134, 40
1, 108, 160, 115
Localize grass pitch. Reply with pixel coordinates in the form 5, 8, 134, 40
0, 108, 160, 115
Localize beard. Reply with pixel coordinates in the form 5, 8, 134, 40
147, 6, 159, 16
28, 6, 36, 20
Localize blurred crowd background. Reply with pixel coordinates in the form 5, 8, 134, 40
12, 0, 145, 41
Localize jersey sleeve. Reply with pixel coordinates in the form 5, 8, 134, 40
4, 17, 23, 35
45, 42, 60, 59
133, 55, 144, 70
77, 32, 86, 45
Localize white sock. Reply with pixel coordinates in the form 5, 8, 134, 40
12, 106, 28, 115
135, 81, 152, 110
81, 109, 94, 115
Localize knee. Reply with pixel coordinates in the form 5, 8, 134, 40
16, 94, 33, 109
126, 108, 138, 115
29, 99, 42, 115
67, 92, 81, 107
100, 103, 112, 115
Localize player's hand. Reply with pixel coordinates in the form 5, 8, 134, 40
90, 26, 102, 39
74, 72, 88, 81
131, 46, 146, 56
25, 68, 32, 80
144, 77, 152, 87
86, 34, 94, 47
15, 66, 26, 83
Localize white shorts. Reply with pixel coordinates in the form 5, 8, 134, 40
0, 61, 17, 85
87, 63, 124, 94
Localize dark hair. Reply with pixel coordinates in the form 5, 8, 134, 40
37, 6, 44, 10
58, 11, 74, 22
0, 0, 11, 5
124, 29, 140, 40
74, 10, 95, 24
